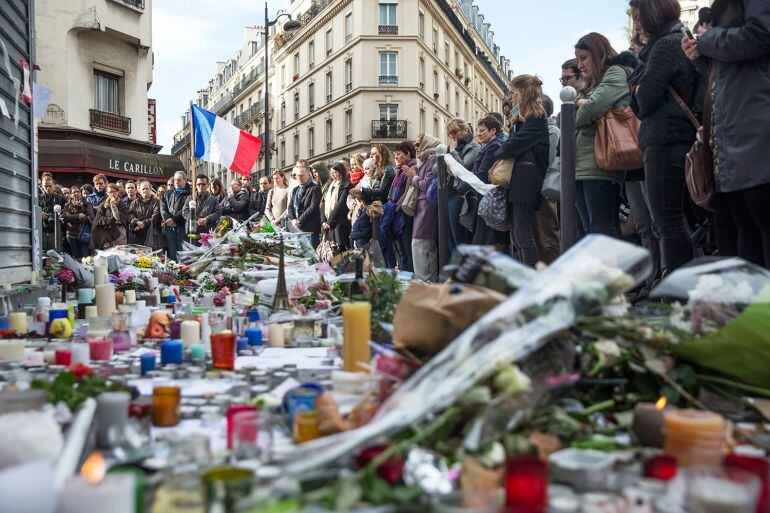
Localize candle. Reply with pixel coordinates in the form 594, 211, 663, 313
0, 340, 26, 361
180, 320, 200, 348
0, 316, 9, 330
8, 312, 27, 334
43, 349, 56, 364
189, 344, 206, 362
226, 405, 258, 449
161, 288, 170, 303
147, 277, 160, 305
282, 323, 294, 345
505, 456, 548, 512
71, 343, 90, 365
93, 264, 108, 286
89, 338, 113, 361
140, 353, 156, 375
688, 467, 760, 513
123, 290, 136, 305
268, 324, 285, 348
200, 315, 211, 354
111, 331, 131, 353
95, 284, 117, 318
245, 327, 263, 347
169, 320, 182, 339
58, 473, 135, 513
160, 340, 184, 366
95, 392, 130, 448
342, 302, 372, 373
152, 386, 181, 427
30, 271, 39, 285
85, 305, 99, 320
210, 333, 236, 370
78, 288, 95, 304
55, 348, 72, 366
664, 409, 726, 468
632, 398, 668, 448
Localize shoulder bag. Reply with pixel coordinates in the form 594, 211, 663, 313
477, 186, 510, 231
541, 155, 561, 201
667, 67, 719, 212
489, 159, 514, 186
399, 185, 418, 217
594, 67, 644, 172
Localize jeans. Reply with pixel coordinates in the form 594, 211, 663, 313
575, 180, 622, 238
724, 182, 770, 268
533, 199, 560, 264
448, 194, 470, 253
625, 180, 661, 284
310, 233, 321, 249
509, 202, 539, 267
412, 238, 438, 282
67, 236, 89, 260
644, 144, 693, 274
164, 227, 186, 262
395, 216, 414, 272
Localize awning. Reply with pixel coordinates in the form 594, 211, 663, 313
39, 139, 185, 183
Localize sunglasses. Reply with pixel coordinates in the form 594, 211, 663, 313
559, 75, 576, 85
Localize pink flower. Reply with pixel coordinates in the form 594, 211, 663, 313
57, 269, 75, 284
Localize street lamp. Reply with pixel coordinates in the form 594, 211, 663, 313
264, 3, 301, 178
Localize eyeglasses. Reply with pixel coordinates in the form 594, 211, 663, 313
196, 182, 207, 186
559, 75, 576, 85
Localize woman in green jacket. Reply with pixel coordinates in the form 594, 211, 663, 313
574, 32, 637, 238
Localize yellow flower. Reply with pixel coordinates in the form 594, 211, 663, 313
136, 257, 153, 268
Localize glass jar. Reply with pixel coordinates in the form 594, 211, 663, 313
152, 386, 181, 427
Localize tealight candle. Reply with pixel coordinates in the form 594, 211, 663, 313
180, 320, 200, 348
95, 284, 117, 317
0, 339, 26, 361
664, 409, 726, 468
71, 343, 90, 365
89, 338, 113, 361
140, 353, 156, 375
160, 340, 184, 366
123, 290, 136, 305
8, 312, 27, 334
632, 398, 669, 448
93, 264, 108, 286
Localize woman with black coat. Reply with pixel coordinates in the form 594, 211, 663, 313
630, 0, 697, 274
353, 144, 396, 204
321, 162, 353, 250
495, 75, 551, 267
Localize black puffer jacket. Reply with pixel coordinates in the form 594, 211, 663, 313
160, 186, 192, 227
630, 20, 697, 150
219, 189, 250, 221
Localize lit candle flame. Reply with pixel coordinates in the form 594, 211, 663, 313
81, 452, 106, 485
656, 397, 667, 410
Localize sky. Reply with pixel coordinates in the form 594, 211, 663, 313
150, 0, 631, 154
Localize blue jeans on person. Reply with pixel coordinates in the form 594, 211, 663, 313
164, 227, 186, 262
310, 233, 321, 249
575, 179, 622, 239
353, 238, 369, 249
67, 237, 89, 260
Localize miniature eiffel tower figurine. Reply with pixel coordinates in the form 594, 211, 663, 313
272, 235, 292, 312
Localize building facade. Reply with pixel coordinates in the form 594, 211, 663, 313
679, 0, 711, 30
36, 0, 183, 187
174, 0, 511, 185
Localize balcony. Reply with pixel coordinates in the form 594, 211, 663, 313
90, 109, 131, 134
326, 142, 332, 151
309, 104, 315, 112
110, 0, 144, 11
210, 91, 233, 115
309, 148, 314, 157
378, 75, 398, 86
345, 34, 353, 44
371, 120, 407, 139
378, 25, 398, 36
171, 133, 191, 156
258, 131, 275, 143
345, 134, 352, 144
326, 93, 333, 103
345, 82, 352, 93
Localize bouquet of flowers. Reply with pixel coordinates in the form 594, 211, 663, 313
110, 272, 147, 292
57, 269, 75, 285
290, 277, 344, 314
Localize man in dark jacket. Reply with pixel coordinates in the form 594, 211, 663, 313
160, 171, 191, 261
39, 176, 65, 252
684, 0, 770, 268
183, 174, 221, 241
287, 159, 322, 247
219, 178, 250, 222
248, 176, 272, 221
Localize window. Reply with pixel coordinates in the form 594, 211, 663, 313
325, 119, 333, 151
444, 41, 450, 66
293, 134, 300, 162
433, 70, 439, 96
308, 41, 315, 69
419, 109, 425, 133
446, 82, 450, 110
280, 140, 286, 167
308, 82, 315, 112
379, 51, 398, 85
455, 90, 460, 116
325, 72, 333, 103
419, 58, 425, 91
308, 127, 314, 157
418, 11, 425, 39
325, 28, 333, 57
378, 2, 397, 34
293, 92, 300, 120
281, 65, 286, 89
344, 109, 352, 143
280, 101, 286, 127
432, 27, 438, 53
434, 117, 439, 138
345, 12, 353, 43
293, 53, 300, 77
345, 59, 353, 92
93, 71, 120, 114
379, 103, 398, 121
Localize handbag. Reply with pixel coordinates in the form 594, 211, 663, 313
667, 69, 719, 212
541, 155, 561, 201
459, 191, 478, 231
489, 159, 514, 186
477, 186, 510, 231
594, 67, 644, 172
399, 185, 418, 217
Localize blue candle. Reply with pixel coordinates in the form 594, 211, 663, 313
140, 353, 156, 375
0, 317, 8, 330
160, 340, 183, 366
244, 327, 263, 347
237, 337, 249, 352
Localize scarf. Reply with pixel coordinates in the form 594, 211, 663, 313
389, 159, 415, 202
417, 134, 440, 164
174, 187, 186, 195
350, 169, 365, 186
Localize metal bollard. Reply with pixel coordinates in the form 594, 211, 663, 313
53, 204, 62, 253
559, 87, 579, 253
435, 144, 450, 271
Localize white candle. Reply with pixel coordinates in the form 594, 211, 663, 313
30, 271, 39, 285
94, 284, 117, 318
85, 305, 99, 320
269, 324, 285, 348
123, 290, 136, 305
2, 283, 10, 291
147, 277, 160, 304
180, 320, 200, 348
58, 474, 135, 513
95, 392, 130, 448
43, 349, 56, 364
0, 340, 26, 361
200, 315, 211, 354
8, 312, 27, 334
71, 343, 90, 365
93, 265, 108, 286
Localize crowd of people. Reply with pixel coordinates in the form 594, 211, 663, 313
38, 0, 770, 296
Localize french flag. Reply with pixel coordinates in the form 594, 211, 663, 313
191, 105, 263, 177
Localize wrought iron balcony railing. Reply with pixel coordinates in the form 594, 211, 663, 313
90, 109, 131, 134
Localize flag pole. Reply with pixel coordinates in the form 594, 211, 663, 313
189, 102, 196, 201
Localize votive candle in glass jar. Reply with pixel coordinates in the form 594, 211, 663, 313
152, 386, 181, 427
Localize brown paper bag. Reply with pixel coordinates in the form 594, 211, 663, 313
392, 282, 506, 355
460, 457, 505, 496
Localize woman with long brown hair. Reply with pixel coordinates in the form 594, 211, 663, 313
264, 169, 290, 228
573, 32, 637, 238
494, 74, 551, 267
92, 183, 129, 250
352, 144, 396, 204
321, 162, 353, 250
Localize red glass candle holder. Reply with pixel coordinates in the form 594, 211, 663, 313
211, 333, 237, 370
54, 349, 72, 366
226, 405, 258, 450
724, 453, 770, 513
88, 338, 113, 361
644, 455, 678, 481
505, 456, 548, 513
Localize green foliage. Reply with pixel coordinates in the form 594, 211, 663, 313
31, 371, 110, 411
366, 270, 403, 343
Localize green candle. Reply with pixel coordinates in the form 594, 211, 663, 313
189, 344, 206, 362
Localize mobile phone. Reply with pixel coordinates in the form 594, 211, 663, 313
681, 25, 695, 40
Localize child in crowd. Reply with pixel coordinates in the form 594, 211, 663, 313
349, 195, 372, 248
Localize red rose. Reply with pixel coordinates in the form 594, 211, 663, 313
354, 444, 404, 484
69, 363, 94, 380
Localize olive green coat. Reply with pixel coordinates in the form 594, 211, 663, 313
575, 65, 632, 183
